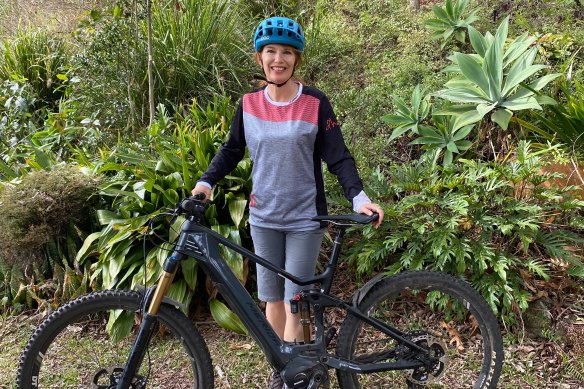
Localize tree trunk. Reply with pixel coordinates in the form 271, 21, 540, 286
146, 0, 155, 127
411, 0, 420, 11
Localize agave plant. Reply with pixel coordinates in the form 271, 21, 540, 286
411, 115, 474, 165
382, 84, 432, 141
424, 0, 480, 48
515, 77, 584, 156
435, 17, 560, 132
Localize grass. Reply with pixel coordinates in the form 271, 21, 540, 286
0, 0, 102, 39
2, 299, 583, 388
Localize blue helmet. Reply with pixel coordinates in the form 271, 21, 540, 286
253, 17, 305, 53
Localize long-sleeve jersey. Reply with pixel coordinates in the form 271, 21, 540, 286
199, 83, 368, 231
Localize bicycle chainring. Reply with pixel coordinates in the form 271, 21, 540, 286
403, 332, 448, 386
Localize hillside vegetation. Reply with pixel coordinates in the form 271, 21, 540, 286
1, 0, 584, 386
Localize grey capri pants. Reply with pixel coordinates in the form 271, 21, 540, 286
250, 225, 325, 303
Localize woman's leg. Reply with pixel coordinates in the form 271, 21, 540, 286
283, 229, 325, 342
250, 226, 286, 337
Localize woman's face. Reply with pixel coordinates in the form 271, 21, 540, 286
259, 44, 298, 85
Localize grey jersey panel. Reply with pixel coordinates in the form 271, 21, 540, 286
243, 112, 321, 230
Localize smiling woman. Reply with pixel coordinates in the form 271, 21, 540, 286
191, 15, 385, 389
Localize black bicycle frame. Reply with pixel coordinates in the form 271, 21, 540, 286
117, 217, 430, 388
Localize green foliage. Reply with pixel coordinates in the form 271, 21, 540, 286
70, 0, 253, 131
0, 29, 69, 110
0, 165, 99, 311
149, 0, 253, 108
516, 77, 584, 157
436, 17, 560, 132
76, 98, 251, 331
347, 141, 584, 324
411, 115, 474, 165
424, 0, 480, 48
382, 84, 431, 140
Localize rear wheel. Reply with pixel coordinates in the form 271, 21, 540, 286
336, 271, 503, 388
17, 289, 214, 388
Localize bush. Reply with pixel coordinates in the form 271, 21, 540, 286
347, 141, 584, 325
70, 0, 254, 131
0, 29, 69, 111
0, 165, 100, 268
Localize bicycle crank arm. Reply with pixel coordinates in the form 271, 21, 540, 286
325, 355, 424, 373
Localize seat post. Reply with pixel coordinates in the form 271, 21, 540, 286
320, 226, 346, 294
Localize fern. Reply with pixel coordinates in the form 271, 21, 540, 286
347, 142, 584, 324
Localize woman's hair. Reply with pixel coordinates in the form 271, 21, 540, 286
253, 47, 304, 86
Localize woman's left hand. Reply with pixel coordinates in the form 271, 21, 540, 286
358, 203, 384, 228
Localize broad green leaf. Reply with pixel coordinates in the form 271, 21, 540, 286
501, 96, 542, 111
75, 231, 103, 263
381, 114, 410, 125
452, 124, 474, 141
503, 33, 536, 68
209, 299, 248, 335
182, 258, 198, 290
97, 210, 124, 225
446, 141, 459, 153
502, 63, 547, 97
468, 26, 486, 56
454, 53, 490, 94
167, 279, 189, 313
491, 108, 513, 130
229, 196, 247, 228
436, 88, 487, 104
452, 109, 483, 131
107, 309, 135, 343
529, 73, 561, 91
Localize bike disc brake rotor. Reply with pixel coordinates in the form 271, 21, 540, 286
406, 333, 448, 386
91, 365, 147, 389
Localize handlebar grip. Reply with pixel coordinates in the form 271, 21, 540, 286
180, 193, 206, 216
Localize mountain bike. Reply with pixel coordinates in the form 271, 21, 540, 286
17, 195, 503, 388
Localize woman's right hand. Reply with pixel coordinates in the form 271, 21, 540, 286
191, 184, 212, 201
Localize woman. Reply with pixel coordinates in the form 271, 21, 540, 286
192, 16, 384, 388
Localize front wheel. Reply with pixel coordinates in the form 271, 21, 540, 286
336, 270, 503, 388
17, 289, 214, 388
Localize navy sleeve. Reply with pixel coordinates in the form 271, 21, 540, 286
199, 101, 246, 186
316, 95, 364, 200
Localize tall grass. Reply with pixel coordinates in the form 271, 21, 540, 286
149, 0, 253, 107
0, 28, 69, 110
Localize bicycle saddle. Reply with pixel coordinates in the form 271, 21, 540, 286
311, 213, 379, 225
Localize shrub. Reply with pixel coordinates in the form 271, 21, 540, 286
70, 0, 254, 131
0, 165, 100, 312
347, 141, 584, 325
0, 165, 100, 267
0, 29, 69, 111
76, 97, 251, 333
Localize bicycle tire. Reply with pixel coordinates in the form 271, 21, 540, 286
17, 289, 214, 389
336, 270, 503, 388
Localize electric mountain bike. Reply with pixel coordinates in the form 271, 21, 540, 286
17, 195, 503, 388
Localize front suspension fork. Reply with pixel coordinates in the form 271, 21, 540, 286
115, 253, 183, 389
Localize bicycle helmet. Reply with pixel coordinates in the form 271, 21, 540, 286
253, 17, 305, 53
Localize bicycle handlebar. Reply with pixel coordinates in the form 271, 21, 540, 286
177, 194, 379, 227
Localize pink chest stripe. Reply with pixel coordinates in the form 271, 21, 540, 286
243, 91, 320, 124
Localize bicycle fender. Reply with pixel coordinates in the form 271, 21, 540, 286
133, 285, 188, 312
351, 273, 386, 307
